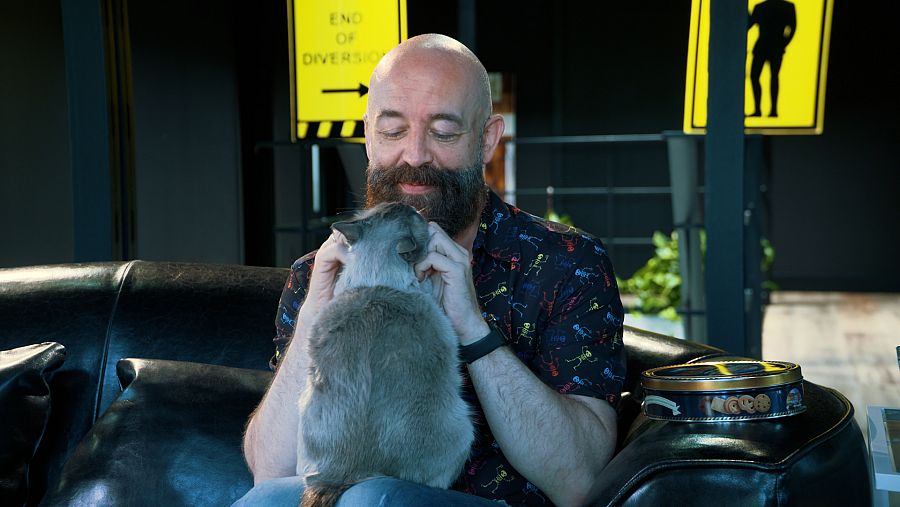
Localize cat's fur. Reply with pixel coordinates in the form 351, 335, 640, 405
297, 202, 474, 507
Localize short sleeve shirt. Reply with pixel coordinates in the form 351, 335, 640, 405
272, 190, 627, 506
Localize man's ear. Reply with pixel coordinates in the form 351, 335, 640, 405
481, 114, 506, 165
363, 114, 374, 161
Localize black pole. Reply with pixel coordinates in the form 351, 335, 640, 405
704, 0, 749, 356
61, 0, 135, 262
61, 0, 115, 262
744, 135, 765, 359
457, 0, 476, 51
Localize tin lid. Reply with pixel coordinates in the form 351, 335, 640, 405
641, 360, 802, 392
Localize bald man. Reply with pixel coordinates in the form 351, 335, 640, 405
237, 34, 626, 507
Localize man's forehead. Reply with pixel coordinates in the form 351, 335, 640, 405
368, 49, 481, 112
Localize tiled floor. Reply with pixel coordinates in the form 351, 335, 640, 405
762, 291, 900, 506
761, 291, 900, 439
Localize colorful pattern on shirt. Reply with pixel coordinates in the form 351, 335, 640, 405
272, 190, 626, 506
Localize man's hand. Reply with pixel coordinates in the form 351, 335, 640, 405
298, 231, 349, 323
413, 222, 489, 345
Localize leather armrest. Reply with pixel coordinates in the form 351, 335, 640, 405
40, 359, 272, 507
591, 381, 871, 506
0, 342, 65, 506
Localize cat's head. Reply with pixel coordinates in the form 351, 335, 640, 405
331, 202, 429, 264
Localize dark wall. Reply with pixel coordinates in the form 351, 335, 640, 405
305, 0, 694, 278
2, 1, 896, 290
467, 0, 897, 290
766, 1, 899, 291
235, 2, 282, 267
0, 0, 246, 267
474, 0, 693, 277
478, 0, 690, 136
0, 1, 74, 267
263, 0, 898, 288
129, 0, 244, 264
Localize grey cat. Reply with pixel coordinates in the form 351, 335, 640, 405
296, 202, 474, 507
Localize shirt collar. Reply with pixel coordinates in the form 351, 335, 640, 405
473, 189, 522, 263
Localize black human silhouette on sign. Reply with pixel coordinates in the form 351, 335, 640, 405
747, 0, 797, 117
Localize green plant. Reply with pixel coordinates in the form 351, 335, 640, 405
761, 237, 778, 292
543, 186, 575, 227
544, 209, 575, 227
619, 230, 775, 320
618, 231, 684, 321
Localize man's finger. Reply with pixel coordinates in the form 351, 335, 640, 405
414, 262, 432, 282
427, 223, 469, 263
312, 233, 350, 277
430, 271, 444, 303
416, 251, 470, 286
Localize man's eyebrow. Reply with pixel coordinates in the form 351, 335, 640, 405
375, 109, 404, 121
374, 110, 465, 127
428, 113, 464, 127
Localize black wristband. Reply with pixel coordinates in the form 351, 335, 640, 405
459, 321, 508, 364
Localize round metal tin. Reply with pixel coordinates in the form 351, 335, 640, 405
640, 360, 806, 422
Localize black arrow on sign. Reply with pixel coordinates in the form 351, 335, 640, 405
322, 83, 369, 97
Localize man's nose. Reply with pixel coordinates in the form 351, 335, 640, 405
400, 129, 433, 168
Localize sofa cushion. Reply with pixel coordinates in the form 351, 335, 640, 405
40, 359, 272, 507
0, 342, 66, 507
96, 262, 287, 415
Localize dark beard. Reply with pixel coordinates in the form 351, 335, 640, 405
365, 161, 487, 239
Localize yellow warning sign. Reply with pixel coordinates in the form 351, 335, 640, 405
683, 0, 833, 135
290, 0, 407, 140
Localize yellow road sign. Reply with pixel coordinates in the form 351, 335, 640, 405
683, 0, 833, 135
290, 0, 407, 140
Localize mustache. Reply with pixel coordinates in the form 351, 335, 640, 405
365, 161, 488, 238
368, 164, 463, 192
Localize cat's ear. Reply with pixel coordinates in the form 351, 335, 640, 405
397, 236, 418, 262
332, 221, 362, 244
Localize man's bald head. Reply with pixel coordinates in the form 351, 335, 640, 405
368, 34, 493, 123
362, 34, 505, 240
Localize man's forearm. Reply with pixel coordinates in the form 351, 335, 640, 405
243, 325, 311, 483
467, 346, 616, 507
245, 239, 346, 484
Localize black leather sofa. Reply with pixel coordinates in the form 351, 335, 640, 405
0, 261, 871, 506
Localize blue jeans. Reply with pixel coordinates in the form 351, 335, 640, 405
231, 476, 502, 506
